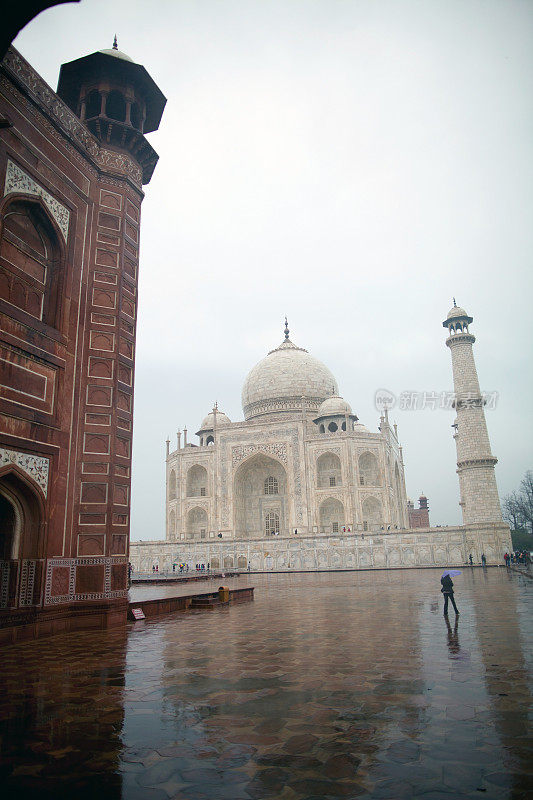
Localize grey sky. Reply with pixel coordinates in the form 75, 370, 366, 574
15, 0, 533, 538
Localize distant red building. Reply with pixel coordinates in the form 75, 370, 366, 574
408, 495, 430, 529
0, 41, 165, 641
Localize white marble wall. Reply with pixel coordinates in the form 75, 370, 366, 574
131, 523, 512, 572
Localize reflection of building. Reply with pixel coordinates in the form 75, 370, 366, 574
165, 321, 409, 543
0, 41, 164, 641
131, 310, 512, 573
408, 495, 430, 528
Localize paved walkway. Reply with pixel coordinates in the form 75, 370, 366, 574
1, 568, 532, 799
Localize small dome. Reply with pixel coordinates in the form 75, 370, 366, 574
316, 394, 352, 418
353, 421, 369, 433
446, 305, 468, 320
200, 410, 231, 430
99, 48, 134, 62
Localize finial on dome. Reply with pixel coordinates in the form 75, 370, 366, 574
113, 34, 118, 50
453, 297, 457, 307
284, 316, 289, 340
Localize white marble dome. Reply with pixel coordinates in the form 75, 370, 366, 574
99, 48, 134, 62
316, 394, 352, 418
242, 337, 338, 420
446, 305, 468, 319
200, 410, 231, 430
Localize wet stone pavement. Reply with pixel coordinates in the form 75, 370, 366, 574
0, 568, 532, 800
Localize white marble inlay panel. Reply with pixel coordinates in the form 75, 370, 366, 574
0, 447, 49, 497
4, 160, 70, 241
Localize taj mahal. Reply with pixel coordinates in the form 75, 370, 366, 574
130, 307, 512, 572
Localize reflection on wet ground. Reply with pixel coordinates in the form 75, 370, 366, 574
1, 568, 532, 799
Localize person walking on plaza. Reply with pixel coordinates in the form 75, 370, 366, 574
504, 552, 510, 567
469, 553, 473, 566
481, 553, 486, 567
441, 572, 460, 616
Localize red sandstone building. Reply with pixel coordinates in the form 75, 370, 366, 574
0, 41, 165, 641
408, 495, 430, 529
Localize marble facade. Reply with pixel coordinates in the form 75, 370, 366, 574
130, 523, 512, 572
163, 326, 409, 546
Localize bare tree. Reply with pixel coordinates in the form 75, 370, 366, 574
502, 490, 522, 530
502, 471, 533, 535
516, 471, 533, 535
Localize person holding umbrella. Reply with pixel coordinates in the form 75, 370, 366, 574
441, 570, 460, 616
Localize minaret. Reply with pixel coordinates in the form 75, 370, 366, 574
443, 302, 502, 524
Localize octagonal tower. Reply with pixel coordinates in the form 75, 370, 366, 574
443, 302, 503, 525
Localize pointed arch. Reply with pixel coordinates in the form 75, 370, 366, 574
0, 463, 46, 560
394, 462, 404, 527
233, 453, 287, 539
186, 506, 208, 540
362, 496, 382, 531
358, 451, 380, 486
0, 193, 66, 330
316, 451, 342, 488
168, 509, 176, 538
319, 497, 345, 534
168, 469, 177, 500
186, 464, 208, 497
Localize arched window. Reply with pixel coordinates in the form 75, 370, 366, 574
169, 469, 176, 500
206, 436, 214, 446
341, 421, 346, 431
319, 424, 325, 433
0, 198, 64, 328
265, 511, 280, 536
186, 506, 207, 540
168, 509, 176, 537
319, 497, 344, 534
362, 497, 382, 531
106, 90, 126, 122
186, 465, 208, 497
316, 452, 342, 488
264, 476, 279, 495
358, 452, 380, 486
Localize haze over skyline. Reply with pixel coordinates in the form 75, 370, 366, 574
14, 0, 533, 539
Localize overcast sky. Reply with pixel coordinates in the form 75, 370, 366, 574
15, 0, 533, 538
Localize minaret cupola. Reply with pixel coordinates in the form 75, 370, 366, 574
443, 299, 473, 337
56, 37, 166, 183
